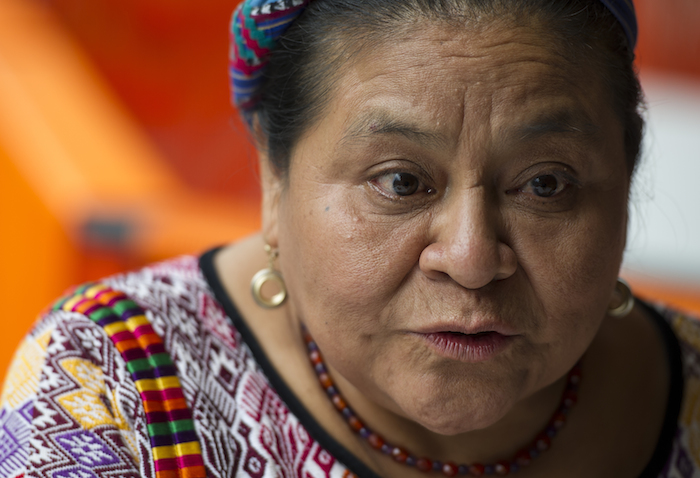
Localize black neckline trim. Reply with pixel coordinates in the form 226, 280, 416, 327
637, 299, 684, 478
200, 247, 683, 478
199, 247, 382, 478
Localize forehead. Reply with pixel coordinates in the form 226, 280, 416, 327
314, 21, 611, 152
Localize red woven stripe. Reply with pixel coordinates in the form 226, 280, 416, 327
240, 11, 271, 58
111, 330, 135, 343
230, 53, 266, 75
140, 388, 185, 401
177, 454, 205, 468
72, 297, 96, 314
133, 323, 156, 337
63, 285, 205, 478
154, 457, 178, 471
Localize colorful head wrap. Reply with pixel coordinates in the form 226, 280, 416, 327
229, 0, 311, 118
229, 0, 638, 118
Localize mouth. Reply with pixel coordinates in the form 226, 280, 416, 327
417, 330, 515, 363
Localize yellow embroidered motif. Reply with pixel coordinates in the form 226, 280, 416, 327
109, 387, 139, 462
0, 328, 52, 407
57, 358, 114, 429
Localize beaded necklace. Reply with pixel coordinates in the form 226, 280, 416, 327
302, 329, 581, 477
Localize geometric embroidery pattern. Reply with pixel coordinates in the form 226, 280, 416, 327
55, 430, 119, 468
0, 407, 32, 476
1, 254, 697, 478
57, 359, 113, 430
53, 468, 99, 478
53, 284, 207, 478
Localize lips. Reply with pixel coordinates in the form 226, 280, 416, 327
415, 327, 517, 363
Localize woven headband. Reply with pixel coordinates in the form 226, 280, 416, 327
229, 0, 638, 119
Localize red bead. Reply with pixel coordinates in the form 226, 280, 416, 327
442, 462, 458, 476
515, 450, 531, 467
368, 434, 384, 450
468, 464, 485, 476
416, 458, 432, 472
392, 447, 408, 463
318, 373, 333, 389
348, 416, 363, 432
331, 395, 347, 411
536, 435, 551, 451
310, 350, 323, 365
552, 412, 566, 429
494, 461, 510, 475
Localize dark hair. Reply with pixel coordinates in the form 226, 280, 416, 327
251, 0, 644, 179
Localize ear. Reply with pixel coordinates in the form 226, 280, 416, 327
259, 149, 283, 249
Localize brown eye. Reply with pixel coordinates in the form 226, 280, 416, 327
392, 173, 420, 196
529, 174, 562, 197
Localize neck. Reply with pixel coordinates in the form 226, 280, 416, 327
328, 359, 570, 465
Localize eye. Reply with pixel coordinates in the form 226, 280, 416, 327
371, 172, 432, 198
522, 174, 567, 198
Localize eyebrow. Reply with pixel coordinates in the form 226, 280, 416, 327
512, 110, 600, 142
340, 112, 447, 149
339, 108, 600, 150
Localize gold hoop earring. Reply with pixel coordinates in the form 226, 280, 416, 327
608, 278, 634, 318
251, 244, 287, 309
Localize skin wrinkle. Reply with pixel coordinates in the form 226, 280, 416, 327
218, 2, 657, 474
225, 15, 667, 478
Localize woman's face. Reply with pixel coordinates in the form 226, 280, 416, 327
265, 20, 630, 435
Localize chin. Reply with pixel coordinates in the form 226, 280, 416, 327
401, 383, 515, 436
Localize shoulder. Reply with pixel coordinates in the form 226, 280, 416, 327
103, 254, 242, 351
647, 303, 700, 477
0, 256, 224, 478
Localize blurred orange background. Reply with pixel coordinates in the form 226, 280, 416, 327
1, 0, 699, 385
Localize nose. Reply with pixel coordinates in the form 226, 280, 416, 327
419, 188, 517, 289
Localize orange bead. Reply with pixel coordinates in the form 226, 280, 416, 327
348, 416, 363, 432
332, 395, 347, 411
318, 373, 333, 389
368, 434, 384, 450
310, 350, 323, 365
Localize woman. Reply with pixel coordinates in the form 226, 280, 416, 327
0, 0, 693, 477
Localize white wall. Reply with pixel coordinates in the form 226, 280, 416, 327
622, 72, 700, 286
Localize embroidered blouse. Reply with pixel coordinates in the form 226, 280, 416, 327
0, 250, 694, 477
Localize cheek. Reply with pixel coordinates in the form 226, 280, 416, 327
276, 185, 429, 332
512, 188, 628, 343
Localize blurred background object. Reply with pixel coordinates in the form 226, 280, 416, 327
0, 0, 699, 383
